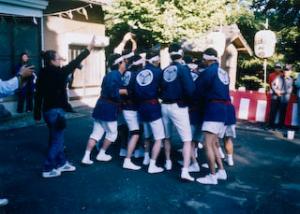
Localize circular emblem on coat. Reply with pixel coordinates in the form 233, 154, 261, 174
163, 65, 178, 82
218, 68, 229, 85
122, 71, 132, 86
136, 69, 153, 86
190, 72, 199, 82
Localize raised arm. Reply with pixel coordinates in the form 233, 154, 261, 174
62, 36, 96, 75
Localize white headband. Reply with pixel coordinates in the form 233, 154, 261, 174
132, 58, 145, 66
123, 52, 134, 59
147, 55, 160, 64
170, 49, 183, 56
203, 54, 218, 61
113, 56, 124, 65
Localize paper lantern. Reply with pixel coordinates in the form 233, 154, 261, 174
254, 30, 276, 59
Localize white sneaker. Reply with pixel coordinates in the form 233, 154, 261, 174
216, 169, 227, 180
119, 148, 127, 157
201, 163, 218, 169
196, 174, 218, 185
164, 160, 172, 170
123, 158, 141, 170
181, 168, 195, 181
42, 169, 61, 178
143, 153, 150, 165
225, 155, 234, 166
188, 162, 200, 172
0, 198, 8, 207
198, 143, 203, 149
96, 150, 112, 162
227, 157, 234, 166
81, 157, 94, 165
58, 162, 76, 172
148, 160, 164, 174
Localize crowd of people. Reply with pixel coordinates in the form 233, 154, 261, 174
268, 63, 299, 129
4, 34, 300, 207
27, 35, 236, 187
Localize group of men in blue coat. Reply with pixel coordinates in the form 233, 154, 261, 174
81, 43, 236, 185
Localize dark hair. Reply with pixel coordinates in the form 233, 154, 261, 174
122, 49, 132, 56
41, 50, 57, 66
146, 51, 159, 60
203, 48, 218, 58
108, 53, 123, 70
20, 52, 29, 64
169, 43, 183, 61
128, 54, 143, 71
183, 55, 193, 64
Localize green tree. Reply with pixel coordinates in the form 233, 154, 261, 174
104, 0, 239, 52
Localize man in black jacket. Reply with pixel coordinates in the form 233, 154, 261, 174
34, 36, 95, 178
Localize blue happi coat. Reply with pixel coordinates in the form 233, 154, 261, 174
160, 61, 195, 107
200, 63, 231, 122
133, 63, 162, 122
92, 70, 123, 121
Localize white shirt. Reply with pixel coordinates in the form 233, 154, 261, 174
0, 77, 19, 98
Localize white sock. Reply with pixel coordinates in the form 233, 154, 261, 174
100, 149, 106, 155
84, 150, 91, 158
227, 154, 233, 159
182, 167, 188, 173
144, 152, 150, 158
149, 159, 156, 166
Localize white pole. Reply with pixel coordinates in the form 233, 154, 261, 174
264, 58, 267, 91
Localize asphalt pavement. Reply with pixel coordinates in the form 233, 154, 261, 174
0, 108, 299, 214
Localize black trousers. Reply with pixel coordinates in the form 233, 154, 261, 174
269, 98, 281, 128
279, 102, 288, 128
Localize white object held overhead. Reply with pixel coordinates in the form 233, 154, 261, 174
254, 30, 276, 59
206, 31, 226, 57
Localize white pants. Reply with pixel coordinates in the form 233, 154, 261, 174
122, 110, 140, 131
202, 121, 226, 138
143, 118, 165, 140
223, 125, 236, 138
162, 103, 192, 142
90, 120, 118, 142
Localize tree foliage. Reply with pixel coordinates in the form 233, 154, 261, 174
104, 0, 239, 51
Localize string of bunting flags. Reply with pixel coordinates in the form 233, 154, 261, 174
0, 4, 93, 24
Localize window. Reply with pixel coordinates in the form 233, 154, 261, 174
68, 45, 105, 88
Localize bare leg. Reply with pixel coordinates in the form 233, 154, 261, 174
182, 141, 192, 169
164, 138, 171, 161
213, 141, 224, 170
86, 138, 97, 152
224, 137, 233, 155
101, 138, 112, 151
82, 138, 97, 164
126, 134, 139, 158
143, 139, 151, 165
204, 132, 217, 174
191, 141, 197, 163
148, 139, 164, 173
151, 139, 162, 160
